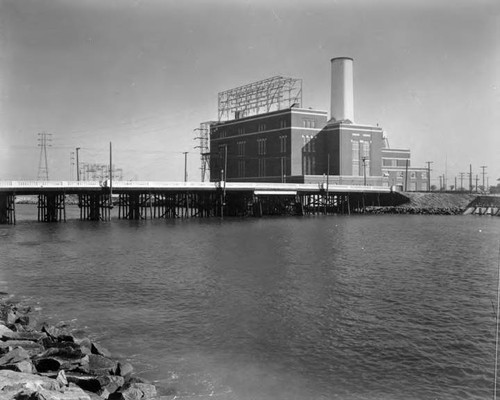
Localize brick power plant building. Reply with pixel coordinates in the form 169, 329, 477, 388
198, 58, 428, 190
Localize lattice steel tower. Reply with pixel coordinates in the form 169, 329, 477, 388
37, 132, 52, 180
194, 122, 213, 182
217, 76, 302, 121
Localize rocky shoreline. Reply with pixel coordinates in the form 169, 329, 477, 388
0, 295, 164, 399
361, 206, 465, 215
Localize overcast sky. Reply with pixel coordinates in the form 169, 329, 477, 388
1, 0, 499, 186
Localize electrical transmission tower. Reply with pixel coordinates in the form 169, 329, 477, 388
194, 122, 213, 182
37, 132, 52, 180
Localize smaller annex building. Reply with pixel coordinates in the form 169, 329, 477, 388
203, 58, 428, 190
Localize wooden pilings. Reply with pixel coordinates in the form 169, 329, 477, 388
116, 191, 254, 220
37, 193, 66, 222
0, 194, 15, 224
78, 194, 111, 221
0, 189, 406, 223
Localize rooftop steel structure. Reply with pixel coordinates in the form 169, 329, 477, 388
217, 76, 302, 121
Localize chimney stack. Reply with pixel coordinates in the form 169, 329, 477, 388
330, 57, 354, 123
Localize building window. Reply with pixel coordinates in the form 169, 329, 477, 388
220, 130, 226, 138
421, 171, 428, 179
396, 159, 408, 167
257, 138, 267, 155
303, 119, 316, 128
258, 158, 266, 177
280, 119, 287, 128
302, 135, 315, 152
410, 172, 416, 179
352, 140, 359, 176
238, 160, 245, 177
361, 140, 370, 176
237, 141, 246, 157
258, 123, 266, 132
237, 127, 245, 135
302, 155, 316, 175
279, 135, 287, 153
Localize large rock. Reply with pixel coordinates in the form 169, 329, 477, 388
74, 337, 93, 355
86, 354, 118, 376
0, 369, 61, 391
33, 347, 89, 373
0, 324, 14, 337
61, 373, 125, 395
116, 362, 134, 378
0, 359, 34, 374
91, 341, 111, 358
114, 382, 158, 400
0, 370, 91, 399
0, 340, 45, 357
0, 347, 29, 364
1, 330, 46, 341
42, 324, 75, 343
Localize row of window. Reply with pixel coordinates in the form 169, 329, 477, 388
382, 158, 411, 167
388, 171, 428, 179
236, 159, 287, 178
214, 117, 321, 138
232, 136, 289, 157
302, 135, 316, 153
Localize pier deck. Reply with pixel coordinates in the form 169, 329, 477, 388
0, 180, 403, 224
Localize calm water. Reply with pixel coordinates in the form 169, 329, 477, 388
1, 205, 500, 400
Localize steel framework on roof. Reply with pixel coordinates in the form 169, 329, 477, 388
218, 76, 302, 121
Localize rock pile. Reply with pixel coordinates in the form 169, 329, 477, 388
362, 206, 465, 215
0, 297, 161, 399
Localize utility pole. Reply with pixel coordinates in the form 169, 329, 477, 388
70, 152, 75, 180
439, 175, 443, 191
404, 159, 409, 191
455, 176, 457, 191
475, 174, 479, 193
459, 172, 465, 191
281, 156, 284, 183
37, 132, 52, 180
469, 164, 473, 193
183, 152, 188, 182
362, 157, 367, 186
480, 165, 487, 192
323, 154, 330, 214
425, 161, 433, 191
109, 142, 113, 208
76, 147, 81, 182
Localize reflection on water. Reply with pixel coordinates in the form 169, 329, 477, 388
1, 207, 500, 399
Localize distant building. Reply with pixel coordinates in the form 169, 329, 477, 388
203, 57, 427, 189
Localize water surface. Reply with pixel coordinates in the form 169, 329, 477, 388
1, 206, 499, 399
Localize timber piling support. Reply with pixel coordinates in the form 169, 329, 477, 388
0, 194, 15, 224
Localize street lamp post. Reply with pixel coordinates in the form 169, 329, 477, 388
183, 152, 188, 182
76, 147, 81, 182
362, 157, 367, 186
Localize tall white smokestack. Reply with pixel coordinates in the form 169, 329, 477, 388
330, 57, 354, 123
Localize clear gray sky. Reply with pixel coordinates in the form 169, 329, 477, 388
1, 0, 499, 186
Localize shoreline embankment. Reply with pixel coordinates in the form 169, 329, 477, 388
0, 295, 165, 399
363, 192, 479, 215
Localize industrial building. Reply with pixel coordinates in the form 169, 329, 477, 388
199, 57, 427, 190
